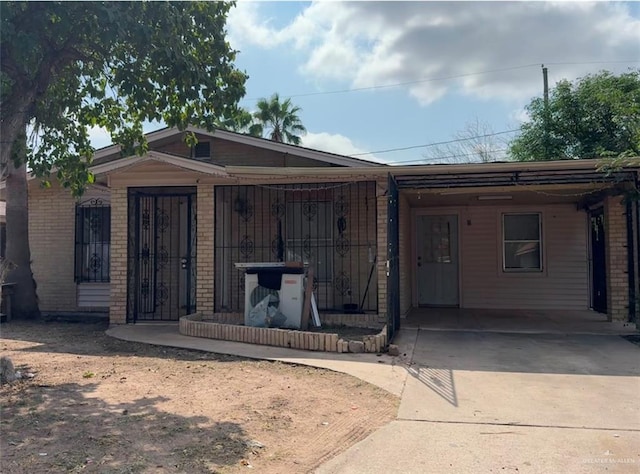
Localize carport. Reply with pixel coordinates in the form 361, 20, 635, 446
390, 159, 640, 332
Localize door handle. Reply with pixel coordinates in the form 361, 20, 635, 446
181, 258, 188, 269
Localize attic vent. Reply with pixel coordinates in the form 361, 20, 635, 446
193, 141, 211, 160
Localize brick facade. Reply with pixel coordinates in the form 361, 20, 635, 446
196, 185, 215, 314
28, 183, 77, 312
109, 187, 128, 324
604, 195, 629, 321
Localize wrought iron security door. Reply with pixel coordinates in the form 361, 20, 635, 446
127, 188, 197, 322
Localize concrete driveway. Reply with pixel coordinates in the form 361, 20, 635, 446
317, 329, 640, 473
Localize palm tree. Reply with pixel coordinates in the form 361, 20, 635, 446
216, 107, 262, 137
252, 93, 306, 145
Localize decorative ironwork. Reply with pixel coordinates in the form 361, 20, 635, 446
271, 200, 285, 219
141, 244, 150, 262
158, 246, 169, 268
334, 272, 350, 295
234, 196, 253, 221
157, 208, 170, 232
75, 200, 110, 283
128, 189, 197, 322
214, 182, 378, 313
239, 235, 254, 258
142, 208, 151, 230
335, 236, 350, 257
141, 278, 150, 298
334, 195, 349, 217
157, 282, 169, 305
89, 254, 102, 272
89, 212, 102, 236
302, 201, 317, 220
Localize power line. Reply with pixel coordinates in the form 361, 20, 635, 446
246, 60, 640, 101
348, 129, 520, 157
387, 148, 510, 165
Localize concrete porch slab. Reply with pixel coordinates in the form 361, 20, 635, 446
403, 307, 638, 335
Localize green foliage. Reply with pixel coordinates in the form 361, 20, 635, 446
251, 93, 307, 145
215, 107, 261, 136
1, 1, 247, 195
510, 70, 640, 161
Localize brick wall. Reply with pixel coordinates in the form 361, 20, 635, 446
376, 181, 388, 325
196, 185, 215, 313
28, 183, 77, 312
605, 195, 629, 321
109, 187, 128, 324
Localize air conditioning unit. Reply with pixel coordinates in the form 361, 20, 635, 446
245, 272, 305, 329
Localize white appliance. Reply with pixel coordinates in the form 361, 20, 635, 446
244, 272, 305, 329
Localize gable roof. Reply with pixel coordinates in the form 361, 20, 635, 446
90, 150, 228, 176
91, 126, 384, 168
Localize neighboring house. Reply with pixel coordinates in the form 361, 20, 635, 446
1, 126, 638, 339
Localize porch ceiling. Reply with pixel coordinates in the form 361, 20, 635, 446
401, 183, 611, 206
394, 168, 634, 189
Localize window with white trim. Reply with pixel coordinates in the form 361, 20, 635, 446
502, 213, 542, 272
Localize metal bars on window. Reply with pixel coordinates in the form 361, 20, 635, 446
214, 182, 378, 313
74, 199, 110, 282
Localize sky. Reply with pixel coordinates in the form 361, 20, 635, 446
91, 1, 640, 165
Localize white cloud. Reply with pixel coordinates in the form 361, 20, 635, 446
301, 132, 380, 163
228, 1, 640, 106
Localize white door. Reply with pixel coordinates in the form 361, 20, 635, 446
416, 215, 459, 306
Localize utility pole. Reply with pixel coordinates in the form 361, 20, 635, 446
542, 64, 550, 160
542, 64, 549, 105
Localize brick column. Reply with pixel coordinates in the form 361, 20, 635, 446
376, 181, 388, 325
109, 187, 128, 325
604, 195, 629, 321
196, 185, 215, 314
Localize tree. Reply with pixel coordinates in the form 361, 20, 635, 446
510, 70, 640, 161
422, 118, 508, 164
251, 93, 306, 145
0, 1, 247, 319
215, 107, 261, 137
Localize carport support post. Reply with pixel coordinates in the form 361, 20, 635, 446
604, 195, 630, 321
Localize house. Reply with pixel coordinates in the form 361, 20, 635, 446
3, 127, 639, 339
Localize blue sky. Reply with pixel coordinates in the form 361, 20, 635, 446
92, 1, 640, 165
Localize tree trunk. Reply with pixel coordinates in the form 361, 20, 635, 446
5, 155, 41, 320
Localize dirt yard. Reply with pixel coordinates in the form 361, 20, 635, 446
0, 321, 398, 474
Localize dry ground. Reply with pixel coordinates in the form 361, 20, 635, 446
0, 321, 398, 474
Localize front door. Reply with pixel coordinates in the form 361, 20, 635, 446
127, 189, 197, 322
589, 208, 607, 313
417, 214, 459, 306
